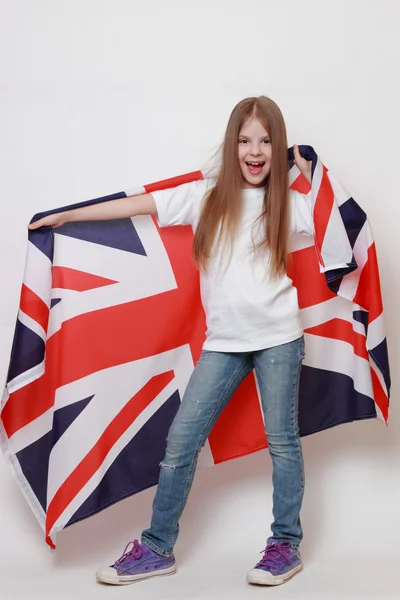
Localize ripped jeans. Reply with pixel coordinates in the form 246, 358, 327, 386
141, 336, 305, 556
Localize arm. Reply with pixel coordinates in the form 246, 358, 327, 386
28, 193, 157, 230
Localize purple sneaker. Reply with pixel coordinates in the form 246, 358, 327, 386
246, 540, 303, 586
96, 539, 176, 585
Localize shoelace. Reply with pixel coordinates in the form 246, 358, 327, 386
114, 539, 150, 566
257, 541, 293, 568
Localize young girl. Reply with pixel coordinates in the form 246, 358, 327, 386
29, 96, 313, 587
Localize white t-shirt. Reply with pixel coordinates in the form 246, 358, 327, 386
152, 179, 313, 352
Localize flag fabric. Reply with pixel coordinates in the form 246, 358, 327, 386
0, 146, 390, 548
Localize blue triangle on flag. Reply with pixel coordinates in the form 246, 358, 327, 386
52, 395, 95, 446
56, 219, 147, 256
16, 431, 53, 511
28, 227, 54, 261
51, 298, 62, 309
7, 320, 45, 383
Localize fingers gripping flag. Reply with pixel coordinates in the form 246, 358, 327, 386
0, 146, 390, 548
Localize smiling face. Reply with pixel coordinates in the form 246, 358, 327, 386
237, 117, 272, 188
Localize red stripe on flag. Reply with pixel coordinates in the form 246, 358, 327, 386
370, 368, 389, 423
353, 243, 383, 322
313, 166, 334, 268
209, 372, 266, 462
290, 173, 311, 195
20, 284, 49, 332
45, 370, 175, 540
45, 535, 56, 550
144, 171, 204, 194
305, 318, 369, 360
287, 246, 336, 309
52, 266, 118, 292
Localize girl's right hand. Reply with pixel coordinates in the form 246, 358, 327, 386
28, 212, 69, 230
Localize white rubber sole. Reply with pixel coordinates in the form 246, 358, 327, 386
96, 564, 176, 585
246, 563, 303, 586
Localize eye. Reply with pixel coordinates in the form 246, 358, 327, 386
238, 138, 248, 144
262, 139, 271, 144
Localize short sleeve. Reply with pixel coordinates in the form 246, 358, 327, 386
151, 179, 214, 228
290, 189, 314, 236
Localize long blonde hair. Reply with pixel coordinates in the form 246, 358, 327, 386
193, 96, 290, 277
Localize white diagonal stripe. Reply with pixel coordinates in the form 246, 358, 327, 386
24, 241, 52, 306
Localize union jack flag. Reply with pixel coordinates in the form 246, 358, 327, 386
0, 146, 390, 548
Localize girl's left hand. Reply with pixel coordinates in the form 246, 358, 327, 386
293, 144, 312, 184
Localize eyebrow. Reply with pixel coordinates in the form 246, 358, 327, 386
238, 134, 270, 139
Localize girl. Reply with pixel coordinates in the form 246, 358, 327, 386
29, 96, 313, 587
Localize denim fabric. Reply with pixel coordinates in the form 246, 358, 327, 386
142, 336, 305, 556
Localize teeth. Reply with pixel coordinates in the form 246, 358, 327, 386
247, 162, 264, 166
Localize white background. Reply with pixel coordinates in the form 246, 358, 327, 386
1, 1, 399, 598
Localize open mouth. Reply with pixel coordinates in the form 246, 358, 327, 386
245, 161, 265, 175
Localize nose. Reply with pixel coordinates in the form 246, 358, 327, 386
249, 142, 262, 156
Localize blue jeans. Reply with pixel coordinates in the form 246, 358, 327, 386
142, 336, 305, 556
